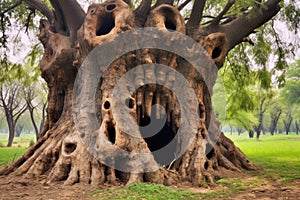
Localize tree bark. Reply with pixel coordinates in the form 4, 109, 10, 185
0, 0, 282, 186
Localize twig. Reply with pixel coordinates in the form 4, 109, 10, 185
178, 0, 191, 11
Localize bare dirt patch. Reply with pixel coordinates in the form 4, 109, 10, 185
229, 179, 300, 200
0, 176, 95, 200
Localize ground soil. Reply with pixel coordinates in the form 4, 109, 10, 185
0, 175, 299, 200
229, 179, 300, 200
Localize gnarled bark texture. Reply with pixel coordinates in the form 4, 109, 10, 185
1, 0, 282, 186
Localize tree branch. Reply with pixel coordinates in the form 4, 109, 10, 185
123, 0, 131, 5
223, 0, 282, 50
14, 104, 27, 124
210, 0, 236, 26
134, 0, 152, 26
49, 0, 85, 44
23, 0, 54, 23
153, 0, 174, 7
186, 0, 207, 32
0, 0, 22, 16
178, 0, 192, 11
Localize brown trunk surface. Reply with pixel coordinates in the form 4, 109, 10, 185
0, 0, 259, 187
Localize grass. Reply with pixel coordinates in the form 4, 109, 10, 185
227, 133, 300, 182
0, 133, 35, 168
91, 177, 262, 200
0, 148, 27, 168
90, 180, 250, 200
0, 133, 35, 148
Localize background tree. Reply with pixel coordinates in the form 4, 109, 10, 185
0, 71, 27, 147
280, 59, 300, 135
268, 98, 282, 135
0, 0, 299, 187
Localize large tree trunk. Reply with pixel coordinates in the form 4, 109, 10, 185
1, 0, 275, 186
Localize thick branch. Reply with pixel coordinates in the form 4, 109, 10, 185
49, 0, 85, 43
186, 0, 207, 31
134, 0, 152, 26
223, 0, 281, 50
23, 0, 54, 23
153, 0, 174, 7
210, 0, 236, 26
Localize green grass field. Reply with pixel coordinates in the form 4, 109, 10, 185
227, 133, 300, 182
0, 133, 299, 199
0, 134, 35, 168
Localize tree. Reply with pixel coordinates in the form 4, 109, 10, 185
23, 86, 39, 139
15, 124, 24, 137
269, 102, 282, 135
283, 110, 293, 135
0, 79, 27, 147
280, 59, 300, 134
0, 0, 295, 186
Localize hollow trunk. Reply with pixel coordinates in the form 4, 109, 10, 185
0, 0, 260, 186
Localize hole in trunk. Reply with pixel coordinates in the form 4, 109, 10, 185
206, 143, 215, 159
164, 20, 176, 31
61, 163, 71, 181
106, 4, 116, 12
103, 101, 111, 110
136, 85, 179, 166
96, 12, 115, 36
204, 161, 209, 170
125, 98, 135, 109
64, 142, 77, 154
212, 47, 221, 59
139, 116, 151, 127
160, 7, 177, 31
115, 170, 129, 182
106, 122, 116, 144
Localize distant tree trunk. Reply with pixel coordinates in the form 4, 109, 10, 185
15, 124, 24, 137
39, 101, 47, 137
254, 98, 267, 139
237, 129, 243, 136
0, 0, 282, 186
7, 116, 15, 147
295, 121, 299, 135
248, 130, 254, 138
270, 108, 281, 135
24, 86, 40, 140
283, 111, 293, 135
